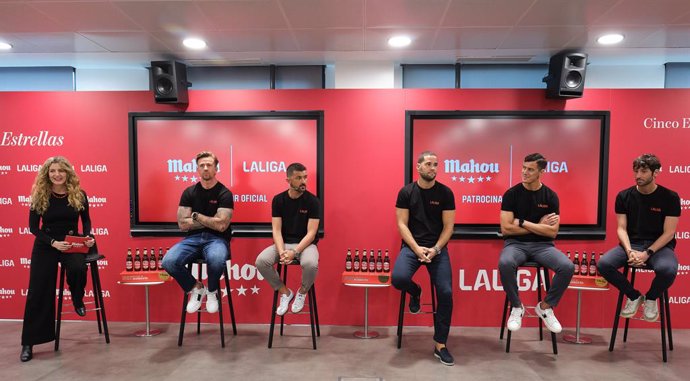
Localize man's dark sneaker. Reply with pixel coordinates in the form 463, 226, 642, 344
434, 347, 454, 366
408, 283, 421, 314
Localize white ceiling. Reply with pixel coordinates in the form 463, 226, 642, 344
1, 0, 690, 69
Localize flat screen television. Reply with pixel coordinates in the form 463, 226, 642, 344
406, 110, 610, 239
129, 111, 324, 237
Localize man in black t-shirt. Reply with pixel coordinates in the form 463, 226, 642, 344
255, 163, 321, 316
391, 151, 456, 366
162, 151, 233, 315
598, 154, 681, 322
499, 153, 574, 335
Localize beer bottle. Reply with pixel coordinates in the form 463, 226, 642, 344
134, 248, 142, 271
345, 248, 353, 271
149, 247, 157, 271
588, 252, 597, 276
375, 249, 383, 272
126, 248, 133, 272
142, 248, 149, 271
573, 251, 580, 275
368, 249, 376, 272
580, 251, 588, 276
158, 248, 166, 270
566, 250, 571, 260
361, 248, 368, 272
353, 249, 361, 272
383, 249, 390, 272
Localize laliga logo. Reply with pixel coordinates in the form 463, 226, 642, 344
0, 259, 15, 267
0, 197, 12, 206
242, 161, 286, 173
80, 164, 108, 173
56, 288, 111, 299
459, 268, 544, 291
0, 164, 10, 175
668, 164, 690, 174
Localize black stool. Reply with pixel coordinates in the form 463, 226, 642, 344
55, 253, 110, 351
608, 264, 673, 362
499, 262, 558, 354
178, 258, 237, 348
396, 276, 437, 349
268, 261, 320, 350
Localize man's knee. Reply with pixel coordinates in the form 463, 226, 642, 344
391, 272, 409, 290
498, 254, 517, 274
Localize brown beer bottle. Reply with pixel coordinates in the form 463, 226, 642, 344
580, 251, 588, 276
126, 248, 133, 272
376, 249, 383, 272
134, 248, 142, 271
345, 248, 353, 271
353, 249, 361, 272
588, 252, 597, 276
368, 249, 376, 272
149, 247, 157, 270
142, 248, 149, 271
573, 251, 580, 275
383, 250, 390, 272
361, 248, 368, 272
158, 248, 166, 270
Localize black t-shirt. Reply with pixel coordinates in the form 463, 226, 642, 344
615, 185, 681, 249
179, 182, 234, 241
501, 183, 559, 242
272, 190, 321, 245
396, 181, 455, 248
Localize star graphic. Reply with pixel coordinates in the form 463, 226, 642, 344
459, 176, 466, 182
251, 285, 260, 294
182, 176, 188, 182
468, 176, 475, 184
191, 176, 197, 182
175, 175, 180, 181
451, 176, 457, 181
236, 285, 247, 296
221, 288, 229, 298
486, 176, 492, 182
478, 176, 484, 182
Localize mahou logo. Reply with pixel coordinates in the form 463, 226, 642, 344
17, 195, 31, 207
681, 197, 689, 211
0, 164, 10, 175
0, 226, 13, 238
0, 288, 16, 300
88, 195, 107, 208
1, 131, 64, 147
168, 158, 221, 183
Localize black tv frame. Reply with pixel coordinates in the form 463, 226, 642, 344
128, 111, 324, 237
405, 110, 610, 240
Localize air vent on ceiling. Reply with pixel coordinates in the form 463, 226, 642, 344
456, 55, 536, 64
184, 58, 263, 66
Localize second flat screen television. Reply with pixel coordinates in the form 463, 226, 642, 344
406, 110, 610, 239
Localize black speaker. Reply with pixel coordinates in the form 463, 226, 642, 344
150, 61, 190, 104
544, 52, 587, 99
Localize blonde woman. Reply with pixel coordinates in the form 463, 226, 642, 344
20, 156, 95, 362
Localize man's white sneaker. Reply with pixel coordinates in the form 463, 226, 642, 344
276, 289, 294, 316
507, 306, 525, 332
534, 303, 562, 333
291, 291, 308, 313
186, 285, 206, 314
620, 295, 645, 318
643, 299, 659, 322
206, 290, 219, 314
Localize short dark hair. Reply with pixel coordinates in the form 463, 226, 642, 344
524, 153, 547, 170
633, 153, 661, 172
417, 150, 437, 164
196, 151, 219, 167
287, 162, 306, 177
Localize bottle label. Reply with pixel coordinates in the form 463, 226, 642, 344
376, 262, 382, 271
134, 262, 141, 271
150, 260, 157, 269
383, 263, 390, 272
126, 260, 133, 271
353, 262, 360, 271
580, 264, 587, 275
589, 265, 596, 275
346, 262, 352, 271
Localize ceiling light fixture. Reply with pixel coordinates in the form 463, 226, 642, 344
388, 35, 411, 48
597, 33, 624, 45
183, 38, 207, 50
0, 42, 12, 50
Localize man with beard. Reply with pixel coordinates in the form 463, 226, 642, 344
391, 151, 456, 366
499, 153, 573, 335
256, 162, 321, 316
162, 151, 233, 315
598, 153, 680, 322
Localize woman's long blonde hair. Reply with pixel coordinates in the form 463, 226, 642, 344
30, 156, 85, 214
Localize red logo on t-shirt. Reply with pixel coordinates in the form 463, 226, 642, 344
299, 209, 308, 214
430, 200, 440, 205
537, 203, 549, 208
650, 207, 661, 212
209, 200, 218, 204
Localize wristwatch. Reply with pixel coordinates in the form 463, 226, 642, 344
646, 248, 655, 257
518, 219, 525, 228
433, 246, 441, 255
191, 212, 199, 221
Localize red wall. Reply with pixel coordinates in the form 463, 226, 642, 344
1, 89, 689, 329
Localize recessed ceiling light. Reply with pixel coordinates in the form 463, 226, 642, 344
183, 38, 207, 50
597, 33, 624, 45
388, 35, 411, 48
0, 42, 12, 50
